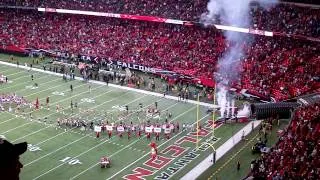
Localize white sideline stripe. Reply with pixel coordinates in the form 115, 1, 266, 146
22, 93, 148, 166
106, 113, 210, 180
34, 102, 191, 180
180, 120, 262, 180
0, 61, 217, 108
69, 101, 181, 179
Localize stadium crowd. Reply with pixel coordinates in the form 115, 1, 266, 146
0, 0, 319, 37
250, 103, 320, 179
1, 10, 319, 101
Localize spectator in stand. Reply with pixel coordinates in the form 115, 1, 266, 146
250, 103, 320, 180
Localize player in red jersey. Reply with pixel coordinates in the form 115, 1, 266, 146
149, 141, 158, 160
108, 130, 112, 139
35, 97, 39, 110
100, 156, 111, 168
146, 132, 151, 140
137, 129, 141, 139
127, 130, 131, 140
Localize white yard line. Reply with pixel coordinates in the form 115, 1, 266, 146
1, 86, 112, 134
0, 72, 46, 91
105, 113, 210, 180
23, 94, 164, 166
0, 61, 217, 108
18, 78, 62, 97
23, 94, 150, 169
0, 83, 102, 127
0, 68, 22, 75
24, 135, 97, 166
0, 68, 27, 76
0, 121, 34, 134
1, 89, 105, 134
33, 102, 191, 180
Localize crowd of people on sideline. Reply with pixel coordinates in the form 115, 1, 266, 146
0, 1, 319, 37
249, 103, 320, 179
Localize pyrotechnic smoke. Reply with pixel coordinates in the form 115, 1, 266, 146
216, 86, 227, 117
237, 104, 251, 117
202, 0, 277, 117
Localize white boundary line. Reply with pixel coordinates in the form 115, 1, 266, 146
0, 61, 217, 108
180, 120, 262, 180
33, 104, 195, 180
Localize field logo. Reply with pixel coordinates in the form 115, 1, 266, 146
60, 157, 82, 165
27, 144, 42, 152
52, 91, 65, 96
80, 98, 95, 104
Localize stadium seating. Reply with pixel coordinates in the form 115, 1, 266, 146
0, 1, 319, 37
250, 103, 320, 179
0, 10, 319, 101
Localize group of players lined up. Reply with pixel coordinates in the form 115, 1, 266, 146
95, 120, 184, 141
0, 94, 30, 112
56, 118, 198, 141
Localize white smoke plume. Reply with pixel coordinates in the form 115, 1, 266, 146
202, 0, 277, 117
216, 85, 227, 117
237, 103, 251, 117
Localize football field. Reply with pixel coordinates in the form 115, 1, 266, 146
0, 63, 247, 180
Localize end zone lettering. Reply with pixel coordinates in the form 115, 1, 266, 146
124, 119, 223, 179
123, 167, 154, 180
155, 152, 199, 180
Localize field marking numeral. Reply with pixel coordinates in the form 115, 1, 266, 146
52, 91, 65, 96
60, 157, 82, 165
112, 105, 126, 111
28, 144, 42, 152
25, 85, 39, 90
80, 98, 95, 104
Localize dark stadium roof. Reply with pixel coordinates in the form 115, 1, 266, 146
282, 0, 320, 5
